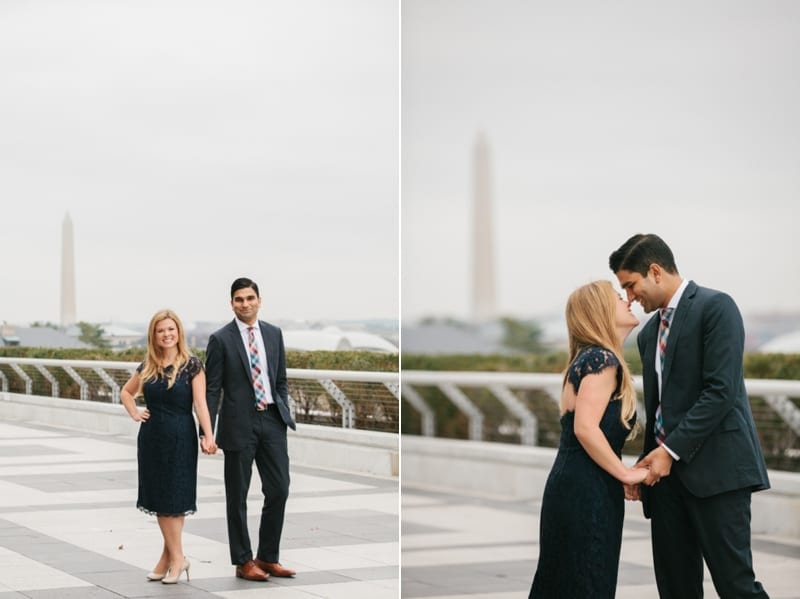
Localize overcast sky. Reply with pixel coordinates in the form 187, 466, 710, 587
402, 1, 799, 324
1, 0, 398, 326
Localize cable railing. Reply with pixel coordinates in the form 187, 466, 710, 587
402, 370, 800, 471
0, 357, 399, 433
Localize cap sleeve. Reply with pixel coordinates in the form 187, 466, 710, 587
567, 346, 620, 394
185, 355, 203, 379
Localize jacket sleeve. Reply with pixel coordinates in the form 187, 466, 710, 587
203, 332, 223, 436
275, 328, 289, 403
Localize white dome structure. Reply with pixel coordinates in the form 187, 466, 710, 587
283, 327, 397, 353
757, 330, 800, 354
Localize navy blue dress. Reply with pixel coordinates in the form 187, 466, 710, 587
136, 356, 202, 516
529, 346, 636, 598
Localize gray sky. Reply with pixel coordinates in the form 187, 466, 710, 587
402, 1, 800, 324
1, 1, 398, 326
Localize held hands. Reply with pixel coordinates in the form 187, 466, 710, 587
623, 466, 649, 486
200, 436, 218, 455
621, 466, 648, 501
623, 482, 641, 501
635, 446, 673, 487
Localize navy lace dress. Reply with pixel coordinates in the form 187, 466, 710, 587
529, 346, 636, 598
136, 356, 202, 516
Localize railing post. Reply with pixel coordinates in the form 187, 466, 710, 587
33, 365, 59, 398
93, 368, 121, 404
9, 364, 32, 395
63, 366, 90, 401
488, 384, 537, 445
438, 383, 483, 441
401, 384, 435, 437
319, 379, 355, 428
762, 395, 800, 436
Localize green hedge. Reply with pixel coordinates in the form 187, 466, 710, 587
402, 351, 800, 379
0, 347, 398, 372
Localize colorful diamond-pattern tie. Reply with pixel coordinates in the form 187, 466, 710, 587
248, 326, 269, 410
654, 307, 675, 445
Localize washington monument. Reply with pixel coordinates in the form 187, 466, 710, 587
471, 132, 496, 322
60, 213, 76, 327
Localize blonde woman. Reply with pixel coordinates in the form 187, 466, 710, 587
529, 281, 648, 598
121, 309, 217, 585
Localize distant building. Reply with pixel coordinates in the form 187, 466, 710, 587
757, 330, 800, 354
1, 325, 90, 349
60, 213, 77, 327
401, 322, 506, 355
96, 323, 146, 350
471, 132, 497, 322
283, 327, 397, 353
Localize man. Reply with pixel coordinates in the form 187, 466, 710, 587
204, 277, 297, 582
609, 234, 770, 599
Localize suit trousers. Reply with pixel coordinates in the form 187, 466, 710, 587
223, 405, 290, 565
649, 474, 768, 599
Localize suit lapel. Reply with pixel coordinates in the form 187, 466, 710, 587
258, 322, 277, 392
228, 321, 251, 378
661, 281, 697, 387
642, 314, 660, 409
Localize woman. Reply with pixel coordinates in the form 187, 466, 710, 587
121, 309, 217, 584
529, 281, 648, 598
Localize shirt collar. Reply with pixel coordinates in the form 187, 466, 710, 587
236, 318, 258, 334
665, 278, 689, 312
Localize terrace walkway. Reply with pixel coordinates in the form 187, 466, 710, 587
0, 419, 398, 598
401, 483, 800, 598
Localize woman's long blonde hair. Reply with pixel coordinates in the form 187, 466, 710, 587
564, 280, 637, 432
138, 309, 191, 390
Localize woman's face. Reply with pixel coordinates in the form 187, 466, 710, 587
153, 318, 179, 350
615, 292, 639, 329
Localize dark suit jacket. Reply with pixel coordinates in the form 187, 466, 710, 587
205, 319, 297, 452
638, 281, 769, 512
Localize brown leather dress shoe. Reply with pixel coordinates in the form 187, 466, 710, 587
254, 559, 296, 577
235, 560, 270, 581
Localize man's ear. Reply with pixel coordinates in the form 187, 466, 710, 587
648, 263, 662, 282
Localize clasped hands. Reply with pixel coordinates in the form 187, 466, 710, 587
623, 446, 673, 501
200, 436, 218, 455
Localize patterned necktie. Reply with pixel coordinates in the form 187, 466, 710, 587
654, 307, 675, 445
248, 326, 269, 410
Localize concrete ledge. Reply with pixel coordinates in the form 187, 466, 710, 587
0, 393, 398, 478
401, 435, 800, 537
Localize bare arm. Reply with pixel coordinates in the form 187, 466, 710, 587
191, 369, 217, 454
573, 367, 647, 485
120, 372, 149, 422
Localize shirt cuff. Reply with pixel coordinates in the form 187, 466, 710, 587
661, 443, 680, 461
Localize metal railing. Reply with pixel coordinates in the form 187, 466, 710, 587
402, 370, 800, 471
0, 358, 399, 433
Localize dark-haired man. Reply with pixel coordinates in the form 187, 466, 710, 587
609, 234, 769, 599
205, 277, 297, 582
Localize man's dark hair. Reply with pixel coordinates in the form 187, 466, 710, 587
230, 277, 260, 298
609, 234, 679, 276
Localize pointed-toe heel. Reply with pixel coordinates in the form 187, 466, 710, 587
162, 559, 190, 584
146, 570, 166, 581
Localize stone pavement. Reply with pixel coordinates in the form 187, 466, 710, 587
0, 420, 398, 598
401, 485, 800, 598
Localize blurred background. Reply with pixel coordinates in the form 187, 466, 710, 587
402, 0, 800, 356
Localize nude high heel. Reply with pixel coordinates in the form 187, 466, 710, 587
146, 570, 166, 581
161, 558, 190, 584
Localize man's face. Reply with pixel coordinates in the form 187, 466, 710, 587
615, 267, 664, 314
231, 287, 262, 324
